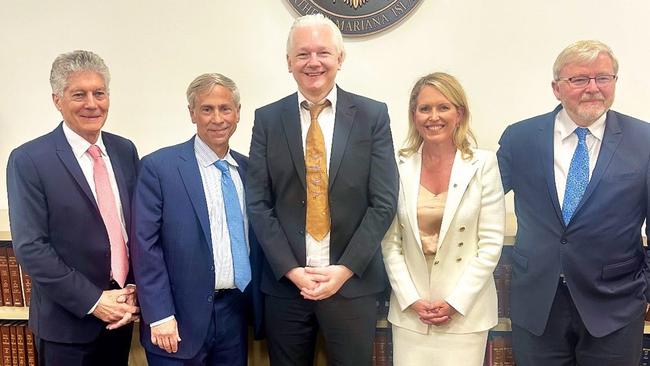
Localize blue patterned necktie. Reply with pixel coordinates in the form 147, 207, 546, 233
214, 160, 251, 291
562, 127, 590, 225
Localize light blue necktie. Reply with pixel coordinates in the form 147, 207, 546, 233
214, 160, 251, 291
562, 128, 589, 225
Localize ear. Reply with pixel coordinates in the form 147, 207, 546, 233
287, 54, 292, 73
52, 94, 62, 112
188, 104, 197, 124
457, 106, 465, 120
551, 80, 561, 100
337, 50, 345, 70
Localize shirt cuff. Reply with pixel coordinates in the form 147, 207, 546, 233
150, 315, 175, 328
87, 297, 101, 315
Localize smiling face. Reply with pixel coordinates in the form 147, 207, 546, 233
189, 85, 240, 158
52, 71, 109, 143
552, 52, 617, 127
287, 24, 343, 103
413, 85, 463, 147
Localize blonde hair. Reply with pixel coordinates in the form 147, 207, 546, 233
401, 72, 476, 159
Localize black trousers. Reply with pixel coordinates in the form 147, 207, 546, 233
265, 293, 377, 366
512, 279, 644, 366
36, 322, 133, 366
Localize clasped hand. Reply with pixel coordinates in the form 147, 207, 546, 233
286, 265, 353, 301
409, 299, 458, 326
92, 285, 140, 330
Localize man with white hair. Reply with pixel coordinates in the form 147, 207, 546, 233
7, 50, 139, 366
498, 40, 650, 365
247, 13, 398, 365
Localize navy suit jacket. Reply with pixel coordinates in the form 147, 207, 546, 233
131, 137, 264, 359
247, 87, 398, 299
497, 106, 650, 337
6, 123, 139, 343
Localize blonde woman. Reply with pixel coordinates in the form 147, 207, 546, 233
382, 72, 505, 365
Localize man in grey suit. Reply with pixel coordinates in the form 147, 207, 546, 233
497, 40, 650, 366
247, 13, 398, 366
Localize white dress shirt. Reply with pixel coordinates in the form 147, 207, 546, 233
554, 108, 606, 207
62, 122, 128, 314
298, 86, 337, 267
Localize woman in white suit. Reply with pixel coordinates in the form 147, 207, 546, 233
382, 72, 505, 365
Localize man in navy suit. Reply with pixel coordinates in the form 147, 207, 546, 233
247, 13, 398, 366
6, 50, 140, 366
132, 73, 263, 366
497, 40, 650, 366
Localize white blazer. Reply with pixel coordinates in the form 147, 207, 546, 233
382, 148, 505, 334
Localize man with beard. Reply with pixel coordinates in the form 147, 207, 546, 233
497, 40, 650, 366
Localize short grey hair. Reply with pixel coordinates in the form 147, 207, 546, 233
286, 13, 344, 56
186, 73, 240, 109
553, 40, 619, 80
50, 50, 110, 97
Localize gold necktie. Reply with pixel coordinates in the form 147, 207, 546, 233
302, 100, 331, 241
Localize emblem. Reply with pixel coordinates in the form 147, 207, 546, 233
286, 0, 422, 36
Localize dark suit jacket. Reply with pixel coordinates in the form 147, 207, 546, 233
6, 123, 139, 343
247, 87, 398, 299
131, 137, 264, 359
497, 106, 650, 337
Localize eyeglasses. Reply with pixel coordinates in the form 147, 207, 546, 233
556, 75, 618, 88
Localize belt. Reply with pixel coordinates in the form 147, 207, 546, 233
214, 288, 240, 299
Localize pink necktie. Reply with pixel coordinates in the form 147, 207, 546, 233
87, 145, 129, 287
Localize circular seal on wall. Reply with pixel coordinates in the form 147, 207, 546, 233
286, 0, 422, 36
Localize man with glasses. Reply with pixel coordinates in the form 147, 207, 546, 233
497, 40, 650, 366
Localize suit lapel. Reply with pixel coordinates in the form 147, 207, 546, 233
103, 135, 131, 229
281, 94, 307, 190
53, 124, 99, 211
572, 111, 622, 219
177, 137, 212, 248
538, 109, 564, 225
438, 150, 479, 248
400, 151, 424, 252
329, 88, 356, 189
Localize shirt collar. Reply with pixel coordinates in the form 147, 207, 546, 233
556, 108, 606, 142
297, 85, 338, 112
193, 135, 238, 168
62, 122, 107, 158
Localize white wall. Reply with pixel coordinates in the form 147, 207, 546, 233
2, 0, 649, 210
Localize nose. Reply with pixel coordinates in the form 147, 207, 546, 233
585, 77, 600, 92
85, 94, 98, 108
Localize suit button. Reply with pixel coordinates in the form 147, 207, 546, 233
301, 200, 306, 206
207, 295, 213, 303
434, 261, 439, 265
210, 265, 215, 272
458, 242, 464, 247
456, 257, 462, 262
299, 229, 305, 235
561, 238, 568, 245
459, 226, 466, 232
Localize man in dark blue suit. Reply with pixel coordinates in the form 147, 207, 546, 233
6, 50, 140, 366
497, 40, 650, 366
132, 73, 263, 366
247, 13, 398, 366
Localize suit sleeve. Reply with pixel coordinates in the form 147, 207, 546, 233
247, 110, 301, 280
131, 155, 176, 324
382, 208, 420, 311
445, 153, 505, 316
643, 154, 650, 302
496, 125, 513, 194
337, 103, 399, 277
7, 148, 102, 318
